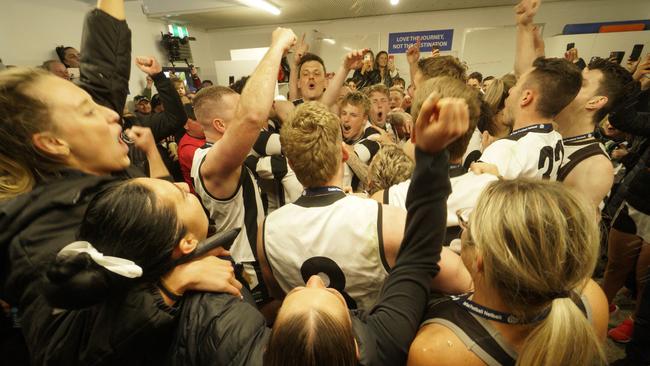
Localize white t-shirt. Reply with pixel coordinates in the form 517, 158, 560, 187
386, 173, 498, 227
479, 123, 564, 180
264, 192, 388, 310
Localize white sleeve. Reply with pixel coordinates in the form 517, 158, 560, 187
479, 139, 525, 180
446, 172, 499, 226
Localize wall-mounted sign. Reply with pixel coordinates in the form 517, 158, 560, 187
388, 29, 454, 54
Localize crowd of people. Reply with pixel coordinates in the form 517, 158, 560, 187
0, 0, 649, 364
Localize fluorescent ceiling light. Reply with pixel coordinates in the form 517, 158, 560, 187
239, 0, 281, 15
390, 0, 399, 5
323, 38, 336, 45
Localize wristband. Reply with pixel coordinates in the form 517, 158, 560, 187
157, 280, 183, 302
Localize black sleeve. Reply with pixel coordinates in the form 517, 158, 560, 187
78, 9, 131, 115
364, 147, 451, 365
30, 286, 177, 365
138, 72, 188, 142
609, 89, 650, 137
575, 58, 587, 70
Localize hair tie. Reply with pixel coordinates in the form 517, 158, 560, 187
57, 241, 143, 279
552, 291, 571, 299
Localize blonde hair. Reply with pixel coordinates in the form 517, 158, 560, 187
389, 86, 405, 97
367, 145, 413, 195
469, 179, 606, 366
341, 91, 370, 116
0, 68, 64, 200
192, 85, 237, 127
364, 84, 389, 99
280, 102, 342, 188
411, 76, 480, 161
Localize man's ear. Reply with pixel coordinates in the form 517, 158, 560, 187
32, 132, 70, 157
212, 118, 226, 134
520, 89, 534, 108
341, 142, 350, 162
175, 236, 199, 257
586, 95, 608, 112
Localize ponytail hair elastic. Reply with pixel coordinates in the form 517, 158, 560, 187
57, 241, 143, 278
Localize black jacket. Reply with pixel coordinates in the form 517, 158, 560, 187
167, 148, 450, 366
0, 170, 183, 366
0, 8, 181, 365
167, 291, 269, 366
132, 72, 187, 143
77, 9, 131, 116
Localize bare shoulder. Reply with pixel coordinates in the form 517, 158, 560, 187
563, 154, 613, 206
580, 279, 609, 341
408, 323, 485, 366
380, 203, 407, 268
370, 189, 384, 203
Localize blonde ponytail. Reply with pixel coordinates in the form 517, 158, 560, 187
517, 297, 606, 366
469, 179, 607, 366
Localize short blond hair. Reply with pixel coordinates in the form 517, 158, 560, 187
367, 145, 414, 195
389, 86, 405, 97
192, 85, 237, 127
364, 83, 389, 99
341, 91, 370, 116
411, 76, 480, 161
280, 102, 342, 188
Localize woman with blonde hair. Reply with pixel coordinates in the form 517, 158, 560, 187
408, 179, 609, 366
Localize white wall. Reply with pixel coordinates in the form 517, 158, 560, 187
1, 0, 649, 92
203, 0, 650, 84
0, 0, 216, 99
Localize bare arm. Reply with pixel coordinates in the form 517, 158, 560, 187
514, 0, 541, 77
320, 49, 365, 107
126, 126, 170, 178
97, 0, 125, 20
344, 144, 370, 189
200, 28, 297, 198
406, 38, 421, 87
563, 155, 614, 210
288, 33, 308, 101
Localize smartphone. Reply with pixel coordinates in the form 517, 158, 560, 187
610, 51, 625, 64
171, 227, 240, 267
228, 75, 235, 85
363, 53, 372, 62
566, 43, 575, 51
630, 44, 644, 62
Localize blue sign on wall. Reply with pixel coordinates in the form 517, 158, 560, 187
388, 29, 454, 54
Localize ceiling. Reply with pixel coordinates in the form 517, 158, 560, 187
150, 0, 575, 30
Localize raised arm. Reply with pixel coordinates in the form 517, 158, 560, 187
200, 28, 297, 197
135, 57, 188, 142
514, 0, 542, 77
406, 38, 421, 88
78, 0, 130, 114
320, 49, 365, 107
366, 95, 469, 365
288, 33, 308, 101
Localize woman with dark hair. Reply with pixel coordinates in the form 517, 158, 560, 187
0, 0, 239, 364
375, 50, 396, 87
55, 46, 81, 68
352, 49, 381, 89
